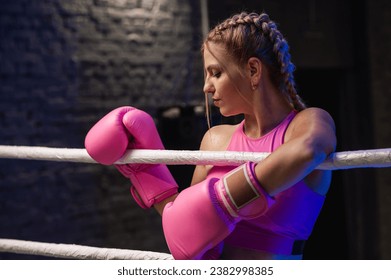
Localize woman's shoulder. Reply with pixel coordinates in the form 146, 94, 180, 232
293, 107, 334, 122
200, 123, 240, 151
191, 123, 239, 185
288, 107, 335, 132
285, 107, 336, 142
285, 107, 336, 140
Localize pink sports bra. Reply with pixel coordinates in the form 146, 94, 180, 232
206, 111, 325, 255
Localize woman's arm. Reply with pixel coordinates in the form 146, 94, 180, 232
191, 165, 208, 186
254, 108, 337, 196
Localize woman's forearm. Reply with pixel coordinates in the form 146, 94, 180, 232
254, 137, 331, 196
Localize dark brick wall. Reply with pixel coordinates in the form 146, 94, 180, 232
0, 0, 203, 259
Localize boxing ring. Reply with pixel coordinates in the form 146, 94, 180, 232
0, 145, 390, 260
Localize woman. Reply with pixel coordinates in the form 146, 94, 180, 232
85, 12, 336, 260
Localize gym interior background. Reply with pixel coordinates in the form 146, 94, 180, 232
0, 0, 390, 259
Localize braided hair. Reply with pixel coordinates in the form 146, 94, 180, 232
203, 12, 306, 111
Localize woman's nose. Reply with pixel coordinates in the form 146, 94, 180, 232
203, 80, 215, 95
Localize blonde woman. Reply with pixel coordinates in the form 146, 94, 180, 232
85, 12, 336, 260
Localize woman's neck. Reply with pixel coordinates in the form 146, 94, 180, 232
243, 88, 293, 138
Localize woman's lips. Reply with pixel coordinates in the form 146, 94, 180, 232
213, 99, 221, 106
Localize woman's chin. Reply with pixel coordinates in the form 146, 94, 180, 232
220, 111, 237, 118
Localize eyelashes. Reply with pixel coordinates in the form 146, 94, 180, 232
212, 71, 222, 78
204, 64, 222, 80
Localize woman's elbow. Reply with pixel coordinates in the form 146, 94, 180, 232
300, 137, 335, 165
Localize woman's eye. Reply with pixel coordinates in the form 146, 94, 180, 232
212, 71, 221, 78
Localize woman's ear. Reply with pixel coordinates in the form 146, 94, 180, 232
247, 57, 262, 89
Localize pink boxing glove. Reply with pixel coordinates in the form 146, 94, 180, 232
162, 162, 274, 260
85, 106, 178, 208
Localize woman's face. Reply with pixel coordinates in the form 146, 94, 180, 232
203, 43, 252, 117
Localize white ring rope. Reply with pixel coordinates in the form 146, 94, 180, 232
0, 239, 173, 260
0, 145, 390, 170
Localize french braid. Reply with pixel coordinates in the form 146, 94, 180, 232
205, 12, 306, 111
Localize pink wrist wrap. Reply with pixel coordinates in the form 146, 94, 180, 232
213, 162, 274, 222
